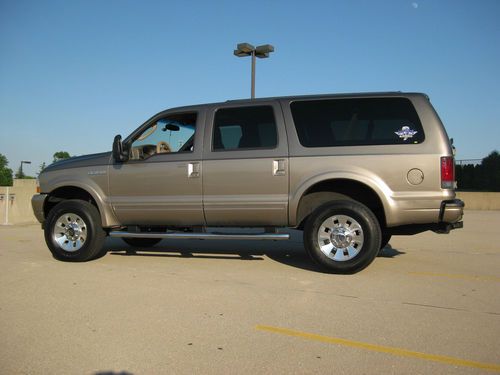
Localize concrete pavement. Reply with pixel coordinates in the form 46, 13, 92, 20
0, 210, 499, 374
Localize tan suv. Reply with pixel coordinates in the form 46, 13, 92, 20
32, 92, 464, 273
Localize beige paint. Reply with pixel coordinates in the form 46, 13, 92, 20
0, 179, 38, 225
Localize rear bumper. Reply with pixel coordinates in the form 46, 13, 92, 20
388, 198, 464, 235
433, 199, 464, 233
439, 199, 464, 224
31, 194, 47, 224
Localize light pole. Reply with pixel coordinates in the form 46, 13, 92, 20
20, 160, 31, 178
234, 43, 274, 99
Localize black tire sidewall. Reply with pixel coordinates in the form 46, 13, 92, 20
380, 233, 392, 250
44, 200, 105, 262
304, 200, 381, 274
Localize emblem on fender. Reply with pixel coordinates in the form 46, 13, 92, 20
88, 170, 107, 176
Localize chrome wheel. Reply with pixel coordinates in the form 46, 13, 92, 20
53, 213, 87, 252
317, 214, 364, 262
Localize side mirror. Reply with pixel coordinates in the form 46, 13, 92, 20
112, 135, 129, 162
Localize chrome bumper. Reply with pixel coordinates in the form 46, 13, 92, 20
31, 194, 48, 224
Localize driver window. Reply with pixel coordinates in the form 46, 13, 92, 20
129, 112, 197, 160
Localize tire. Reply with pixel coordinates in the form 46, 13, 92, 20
304, 200, 381, 274
122, 238, 162, 248
380, 233, 392, 250
44, 200, 106, 262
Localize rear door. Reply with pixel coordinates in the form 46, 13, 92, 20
202, 102, 289, 226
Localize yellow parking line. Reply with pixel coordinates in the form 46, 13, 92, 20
408, 271, 500, 282
256, 325, 500, 372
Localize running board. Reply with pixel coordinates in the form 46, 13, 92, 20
109, 231, 290, 241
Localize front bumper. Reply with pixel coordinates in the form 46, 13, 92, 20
31, 194, 48, 224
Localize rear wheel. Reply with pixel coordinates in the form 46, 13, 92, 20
304, 200, 381, 273
122, 238, 162, 248
44, 200, 105, 262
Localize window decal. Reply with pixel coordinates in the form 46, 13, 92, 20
395, 126, 418, 141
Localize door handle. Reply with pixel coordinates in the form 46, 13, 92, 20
188, 162, 200, 178
273, 159, 286, 176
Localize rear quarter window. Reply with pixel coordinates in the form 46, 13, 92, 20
290, 97, 425, 147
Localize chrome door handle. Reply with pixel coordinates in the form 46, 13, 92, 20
273, 159, 286, 176
188, 162, 200, 178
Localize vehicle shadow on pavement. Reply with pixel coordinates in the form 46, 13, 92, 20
102, 230, 405, 273
378, 244, 406, 258
104, 229, 318, 271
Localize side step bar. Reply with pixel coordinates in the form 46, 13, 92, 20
109, 231, 290, 241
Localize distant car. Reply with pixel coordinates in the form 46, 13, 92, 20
32, 92, 463, 273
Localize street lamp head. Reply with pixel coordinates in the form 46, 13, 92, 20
21, 161, 31, 164
233, 49, 251, 57
255, 44, 274, 58
236, 43, 255, 53
234, 42, 255, 58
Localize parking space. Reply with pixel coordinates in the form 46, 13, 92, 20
0, 211, 499, 374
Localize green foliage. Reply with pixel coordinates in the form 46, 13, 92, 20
0, 153, 13, 186
0, 154, 8, 169
53, 151, 71, 163
456, 151, 500, 192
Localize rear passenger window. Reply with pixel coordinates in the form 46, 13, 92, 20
213, 106, 278, 150
290, 98, 425, 147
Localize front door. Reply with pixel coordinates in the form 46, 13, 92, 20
202, 102, 289, 226
108, 110, 205, 226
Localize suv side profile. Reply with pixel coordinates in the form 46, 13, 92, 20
32, 92, 464, 273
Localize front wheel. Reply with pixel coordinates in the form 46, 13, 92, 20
44, 200, 106, 262
304, 200, 381, 274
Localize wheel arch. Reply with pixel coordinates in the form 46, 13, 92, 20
292, 176, 389, 230
44, 183, 116, 227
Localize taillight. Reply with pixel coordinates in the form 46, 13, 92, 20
441, 156, 455, 189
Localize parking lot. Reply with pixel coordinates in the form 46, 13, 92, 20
0, 210, 499, 374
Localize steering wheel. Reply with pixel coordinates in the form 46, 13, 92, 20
157, 141, 172, 153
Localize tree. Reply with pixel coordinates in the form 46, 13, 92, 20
53, 151, 71, 163
0, 153, 13, 186
481, 151, 500, 192
456, 150, 500, 191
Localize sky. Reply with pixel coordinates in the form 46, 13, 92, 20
1, 0, 499, 177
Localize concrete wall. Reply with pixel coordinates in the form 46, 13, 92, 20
0, 180, 498, 226
456, 192, 500, 210
0, 179, 38, 225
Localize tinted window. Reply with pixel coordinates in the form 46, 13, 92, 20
290, 98, 425, 147
213, 106, 278, 150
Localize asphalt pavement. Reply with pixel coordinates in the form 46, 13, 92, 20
0, 210, 499, 374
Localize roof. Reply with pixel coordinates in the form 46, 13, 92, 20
164, 92, 427, 113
